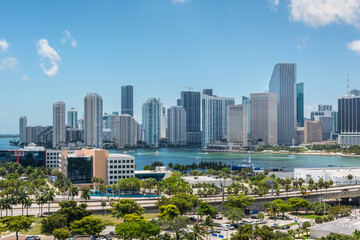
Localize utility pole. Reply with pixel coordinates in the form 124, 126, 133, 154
196, 156, 200, 221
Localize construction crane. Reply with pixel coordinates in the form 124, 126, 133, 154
183, 86, 193, 91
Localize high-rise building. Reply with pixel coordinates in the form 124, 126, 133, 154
350, 89, 360, 96
84, 93, 103, 148
103, 112, 119, 139
331, 111, 338, 140
67, 108, 78, 129
250, 93, 278, 145
142, 98, 162, 147
53, 101, 66, 148
269, 63, 297, 145
203, 89, 213, 96
161, 107, 167, 139
318, 104, 332, 111
78, 119, 84, 130
304, 120, 322, 143
180, 91, 201, 144
114, 114, 138, 148
19, 116, 27, 144
242, 96, 251, 139
227, 105, 248, 147
202, 94, 234, 147
121, 85, 133, 116
296, 82, 304, 127
338, 95, 360, 145
167, 106, 187, 146
26, 125, 48, 144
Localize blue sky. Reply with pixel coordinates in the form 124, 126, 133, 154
1, 0, 360, 133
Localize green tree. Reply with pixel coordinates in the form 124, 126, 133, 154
198, 201, 217, 219
56, 201, 92, 226
203, 216, 216, 233
124, 213, 145, 222
45, 188, 56, 215
302, 221, 311, 236
41, 213, 67, 235
159, 204, 180, 220
257, 212, 265, 221
36, 194, 47, 216
1, 216, 34, 240
192, 223, 206, 240
223, 208, 245, 224
167, 216, 190, 231
69, 186, 79, 201
115, 221, 161, 240
329, 205, 352, 218
81, 187, 91, 203
53, 228, 71, 240
111, 199, 144, 218
231, 224, 275, 240
169, 193, 197, 215
226, 194, 254, 211
70, 216, 105, 235
287, 197, 310, 213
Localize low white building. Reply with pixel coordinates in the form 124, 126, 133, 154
309, 217, 360, 239
183, 175, 233, 188
294, 167, 360, 185
107, 154, 135, 185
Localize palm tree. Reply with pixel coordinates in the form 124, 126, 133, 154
16, 190, 28, 216
24, 198, 32, 217
92, 176, 99, 189
101, 200, 107, 216
81, 187, 91, 203
267, 202, 280, 225
203, 216, 216, 240
45, 188, 55, 215
36, 194, 46, 216
347, 174, 353, 186
192, 223, 205, 240
69, 186, 79, 200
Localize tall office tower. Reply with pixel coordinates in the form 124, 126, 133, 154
338, 95, 360, 145
67, 108, 78, 129
142, 98, 162, 147
269, 63, 297, 145
84, 93, 103, 148
318, 104, 332, 111
180, 91, 201, 144
250, 93, 278, 145
202, 94, 235, 147
26, 125, 48, 144
19, 116, 27, 144
227, 105, 248, 147
167, 106, 187, 146
114, 114, 138, 148
304, 120, 322, 143
160, 107, 167, 139
53, 101, 66, 148
311, 105, 333, 141
77, 119, 84, 130
350, 89, 360, 96
121, 85, 133, 116
137, 123, 144, 142
177, 99, 182, 106
103, 112, 119, 138
203, 89, 213, 96
331, 111, 338, 140
242, 96, 251, 139
296, 82, 304, 127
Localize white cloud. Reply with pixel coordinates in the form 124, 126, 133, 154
270, 0, 280, 11
347, 39, 360, 55
297, 37, 308, 49
37, 39, 61, 77
0, 57, 18, 71
0, 39, 9, 52
173, 0, 189, 3
62, 30, 77, 47
22, 74, 29, 81
289, 0, 360, 28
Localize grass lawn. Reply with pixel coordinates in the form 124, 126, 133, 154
94, 213, 158, 225
279, 222, 297, 228
21, 216, 46, 235
293, 214, 326, 220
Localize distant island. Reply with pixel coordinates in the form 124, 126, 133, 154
0, 134, 19, 138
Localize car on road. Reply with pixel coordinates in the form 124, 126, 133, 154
251, 215, 258, 219
239, 220, 250, 226
271, 223, 280, 228
213, 228, 222, 233
109, 232, 115, 236
26, 236, 40, 240
221, 224, 234, 230
215, 214, 223, 220
250, 220, 262, 225
281, 225, 291, 230
342, 189, 349, 192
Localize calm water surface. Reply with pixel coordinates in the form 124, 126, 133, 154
1, 138, 360, 171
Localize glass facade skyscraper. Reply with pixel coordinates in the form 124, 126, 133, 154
142, 98, 162, 147
269, 63, 297, 145
242, 96, 251, 139
180, 91, 201, 144
296, 82, 304, 127
202, 94, 234, 147
53, 101, 66, 148
121, 85, 133, 116
338, 95, 360, 145
67, 108, 78, 129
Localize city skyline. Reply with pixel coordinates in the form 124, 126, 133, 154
1, 0, 360, 133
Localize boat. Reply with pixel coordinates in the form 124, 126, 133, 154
288, 154, 296, 159
328, 164, 335, 167
9, 139, 19, 146
155, 151, 160, 156
123, 151, 128, 154
231, 152, 257, 171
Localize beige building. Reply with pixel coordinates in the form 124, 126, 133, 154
296, 127, 304, 145
250, 93, 278, 145
304, 120, 322, 143
114, 114, 138, 148
227, 104, 248, 147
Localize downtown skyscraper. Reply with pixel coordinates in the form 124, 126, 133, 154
84, 93, 103, 148
53, 101, 66, 148
167, 106, 187, 146
142, 98, 162, 147
180, 91, 201, 144
296, 82, 304, 127
67, 108, 78, 129
19, 116, 27, 144
121, 85, 133, 116
338, 95, 360, 145
269, 63, 297, 145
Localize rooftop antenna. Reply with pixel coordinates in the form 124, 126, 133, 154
347, 72, 350, 95
183, 86, 193, 91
